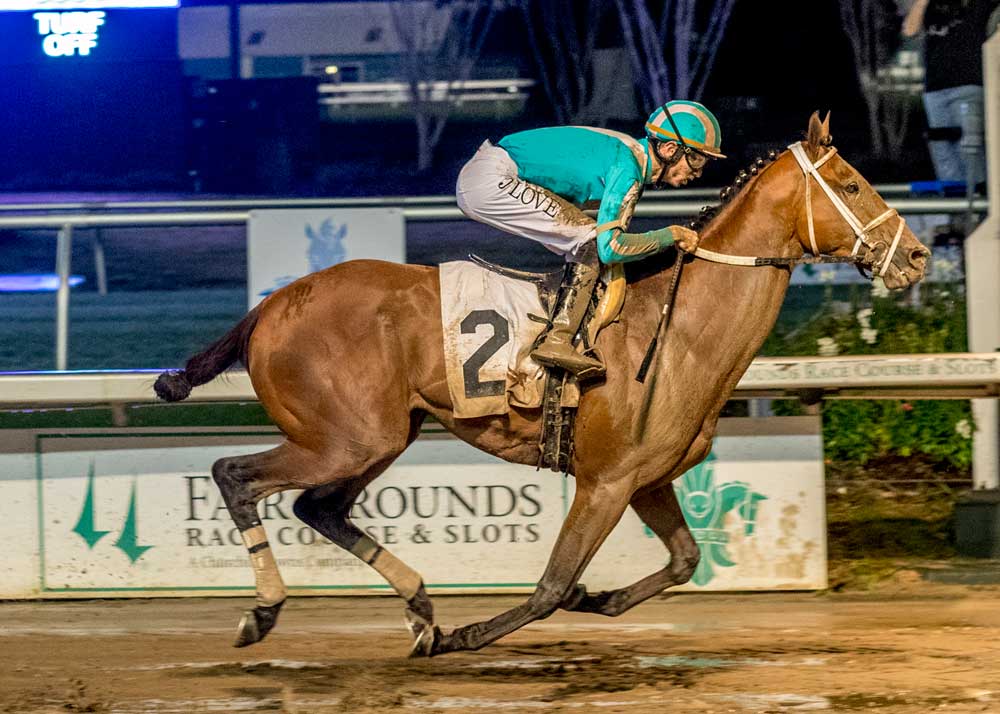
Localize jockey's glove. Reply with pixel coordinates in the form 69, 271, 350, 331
668, 225, 700, 252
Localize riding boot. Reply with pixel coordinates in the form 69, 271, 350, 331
530, 261, 605, 379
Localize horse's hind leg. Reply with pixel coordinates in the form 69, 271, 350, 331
293, 477, 436, 652
563, 482, 700, 617
212, 441, 324, 647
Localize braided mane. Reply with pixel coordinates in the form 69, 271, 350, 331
687, 149, 783, 232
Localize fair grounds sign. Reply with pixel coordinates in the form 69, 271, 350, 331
0, 418, 825, 599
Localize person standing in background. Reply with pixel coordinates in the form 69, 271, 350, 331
903, 0, 999, 191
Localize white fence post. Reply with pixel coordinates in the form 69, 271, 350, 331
965, 32, 1000, 490
54, 223, 73, 372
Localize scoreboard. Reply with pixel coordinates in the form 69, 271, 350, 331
0, 3, 178, 62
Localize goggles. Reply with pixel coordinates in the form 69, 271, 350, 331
683, 147, 709, 170
660, 105, 711, 172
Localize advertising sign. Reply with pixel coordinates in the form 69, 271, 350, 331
2, 417, 825, 598
247, 208, 405, 310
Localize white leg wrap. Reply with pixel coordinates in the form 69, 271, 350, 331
242, 526, 287, 607
350, 534, 423, 601
241, 525, 268, 550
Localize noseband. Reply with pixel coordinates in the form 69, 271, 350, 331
691, 142, 907, 277
788, 142, 906, 277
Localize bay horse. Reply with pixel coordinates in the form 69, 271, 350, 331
155, 113, 928, 656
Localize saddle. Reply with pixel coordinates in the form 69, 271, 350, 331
469, 255, 626, 474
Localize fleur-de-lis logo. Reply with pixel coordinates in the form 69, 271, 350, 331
649, 452, 767, 586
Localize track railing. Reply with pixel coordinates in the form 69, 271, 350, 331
2, 353, 998, 408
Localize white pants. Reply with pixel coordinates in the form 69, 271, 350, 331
456, 141, 597, 261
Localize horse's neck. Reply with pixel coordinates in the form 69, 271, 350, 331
699, 156, 802, 262
690, 184, 797, 355
626, 162, 801, 411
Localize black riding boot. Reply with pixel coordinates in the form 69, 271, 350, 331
530, 261, 605, 379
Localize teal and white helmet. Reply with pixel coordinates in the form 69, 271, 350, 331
645, 100, 726, 159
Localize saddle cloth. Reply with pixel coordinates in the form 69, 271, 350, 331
440, 260, 627, 419
439, 261, 548, 419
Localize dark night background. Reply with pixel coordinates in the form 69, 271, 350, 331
0, 0, 930, 198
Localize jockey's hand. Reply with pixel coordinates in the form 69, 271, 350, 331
670, 225, 700, 253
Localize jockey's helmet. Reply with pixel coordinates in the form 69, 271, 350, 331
645, 100, 726, 159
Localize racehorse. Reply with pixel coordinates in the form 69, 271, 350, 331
155, 113, 929, 656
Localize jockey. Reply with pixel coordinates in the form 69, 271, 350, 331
456, 100, 726, 379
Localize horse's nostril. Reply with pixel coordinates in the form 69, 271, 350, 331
910, 248, 929, 266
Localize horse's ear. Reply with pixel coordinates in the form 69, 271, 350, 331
806, 112, 823, 148
806, 111, 832, 154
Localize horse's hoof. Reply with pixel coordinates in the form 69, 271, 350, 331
407, 620, 441, 658
405, 608, 440, 657
234, 600, 284, 648
560, 583, 588, 611
404, 608, 432, 640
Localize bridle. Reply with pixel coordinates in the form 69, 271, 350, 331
691, 141, 908, 277
637, 141, 910, 383
788, 142, 906, 277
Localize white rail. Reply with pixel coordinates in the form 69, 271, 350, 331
0, 197, 986, 227
2, 354, 998, 408
0, 185, 918, 213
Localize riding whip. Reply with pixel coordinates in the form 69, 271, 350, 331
635, 248, 685, 383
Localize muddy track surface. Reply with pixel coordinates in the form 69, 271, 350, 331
3, 583, 1000, 713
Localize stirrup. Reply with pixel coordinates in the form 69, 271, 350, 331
572, 346, 606, 382
531, 345, 605, 381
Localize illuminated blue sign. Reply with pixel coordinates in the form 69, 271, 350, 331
0, 4, 178, 63
0, 274, 85, 292
1, 1, 177, 9
34, 10, 104, 56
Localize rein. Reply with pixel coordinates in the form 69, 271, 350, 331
692, 247, 863, 268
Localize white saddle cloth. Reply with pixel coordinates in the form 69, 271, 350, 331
439, 261, 548, 419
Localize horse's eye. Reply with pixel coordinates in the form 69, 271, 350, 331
845, 182, 860, 195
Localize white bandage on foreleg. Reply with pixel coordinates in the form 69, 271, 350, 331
241, 526, 286, 606
241, 525, 268, 550
250, 547, 287, 606
350, 534, 423, 601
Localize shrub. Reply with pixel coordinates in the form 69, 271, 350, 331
762, 270, 973, 471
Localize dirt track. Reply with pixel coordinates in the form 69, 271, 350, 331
3, 578, 1000, 713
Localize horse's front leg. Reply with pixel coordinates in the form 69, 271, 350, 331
564, 481, 700, 617
422, 480, 631, 656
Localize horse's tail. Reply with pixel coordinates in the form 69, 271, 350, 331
154, 306, 261, 402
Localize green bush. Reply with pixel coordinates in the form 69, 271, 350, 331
762, 272, 973, 471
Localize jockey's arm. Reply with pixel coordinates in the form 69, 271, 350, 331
598, 226, 687, 264
595, 171, 694, 264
